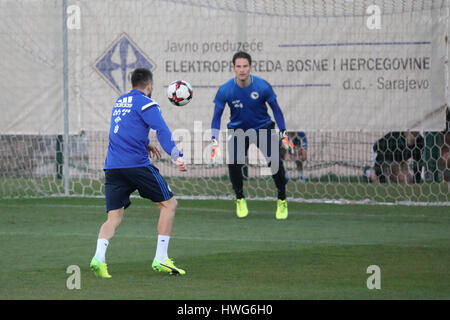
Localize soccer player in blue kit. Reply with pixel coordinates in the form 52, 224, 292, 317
211, 51, 289, 220
90, 68, 187, 277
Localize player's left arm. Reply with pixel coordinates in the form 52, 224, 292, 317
269, 97, 293, 153
140, 103, 183, 161
268, 98, 287, 133
264, 82, 286, 133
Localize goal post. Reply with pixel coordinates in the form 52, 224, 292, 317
0, 0, 449, 205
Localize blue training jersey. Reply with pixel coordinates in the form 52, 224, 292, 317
105, 89, 181, 169
211, 75, 286, 139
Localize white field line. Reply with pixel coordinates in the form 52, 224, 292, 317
0, 202, 446, 219
0, 230, 437, 247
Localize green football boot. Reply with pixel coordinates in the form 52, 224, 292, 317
236, 198, 248, 218
275, 199, 288, 220
90, 256, 112, 278
152, 258, 186, 275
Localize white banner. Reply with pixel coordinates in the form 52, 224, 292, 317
1, 0, 448, 134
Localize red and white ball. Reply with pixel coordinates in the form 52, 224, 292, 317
167, 80, 193, 106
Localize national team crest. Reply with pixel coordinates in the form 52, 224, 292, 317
94, 33, 156, 94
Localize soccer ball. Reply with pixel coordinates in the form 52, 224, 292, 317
167, 80, 193, 106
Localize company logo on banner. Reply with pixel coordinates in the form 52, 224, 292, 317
94, 33, 156, 94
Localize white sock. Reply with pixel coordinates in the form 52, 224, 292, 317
94, 238, 109, 263
155, 235, 170, 263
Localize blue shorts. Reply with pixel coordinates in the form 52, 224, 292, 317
104, 165, 173, 212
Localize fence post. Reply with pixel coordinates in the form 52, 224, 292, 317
62, 0, 70, 195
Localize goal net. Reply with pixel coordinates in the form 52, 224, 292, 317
0, 0, 449, 205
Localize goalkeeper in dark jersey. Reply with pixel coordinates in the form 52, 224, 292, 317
210, 51, 289, 220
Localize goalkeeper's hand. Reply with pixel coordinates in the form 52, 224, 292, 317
280, 130, 294, 154
210, 138, 219, 166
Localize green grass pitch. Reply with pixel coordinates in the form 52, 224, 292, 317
0, 197, 449, 299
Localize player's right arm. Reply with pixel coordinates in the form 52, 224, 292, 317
210, 88, 226, 164
211, 87, 227, 141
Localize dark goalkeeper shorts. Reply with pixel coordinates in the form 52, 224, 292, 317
227, 122, 280, 164
104, 165, 173, 212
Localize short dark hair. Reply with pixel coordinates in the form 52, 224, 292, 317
232, 51, 252, 66
131, 68, 153, 88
